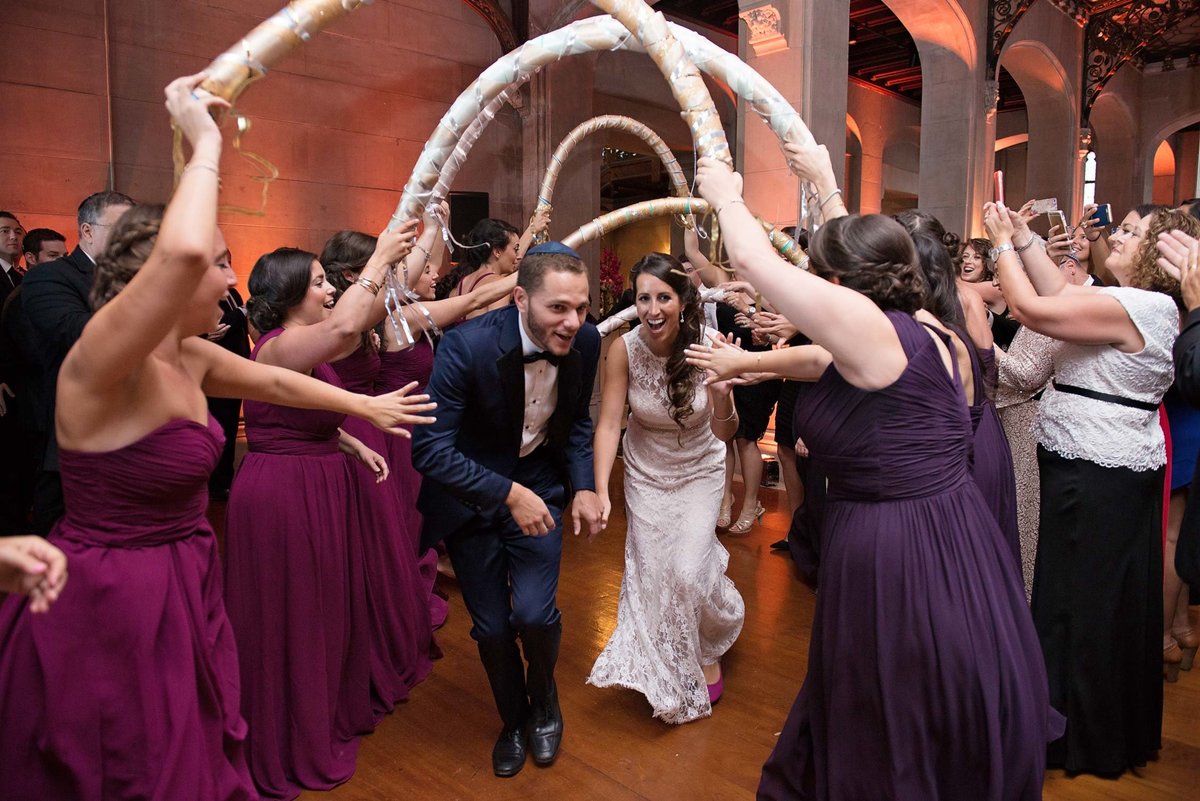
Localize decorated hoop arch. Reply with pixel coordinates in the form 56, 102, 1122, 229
196, 0, 816, 326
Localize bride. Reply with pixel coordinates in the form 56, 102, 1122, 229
588, 252, 745, 723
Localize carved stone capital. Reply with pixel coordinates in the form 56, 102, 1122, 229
739, 4, 787, 57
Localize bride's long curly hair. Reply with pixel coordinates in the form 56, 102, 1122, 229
629, 252, 704, 430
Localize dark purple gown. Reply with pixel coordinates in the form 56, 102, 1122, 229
376, 339, 447, 630
224, 329, 369, 800
330, 344, 436, 715
0, 417, 257, 800
758, 311, 1061, 801
957, 330, 1020, 566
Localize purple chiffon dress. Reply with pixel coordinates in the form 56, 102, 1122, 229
758, 311, 1061, 801
330, 343, 436, 713
959, 332, 1020, 566
224, 329, 370, 800
0, 416, 257, 801
376, 338, 447, 630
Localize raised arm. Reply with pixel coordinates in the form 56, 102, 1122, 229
517, 205, 552, 262
782, 141, 848, 222
683, 224, 726, 289
63, 74, 228, 392
694, 157, 905, 391
985, 202, 1143, 350
255, 220, 418, 372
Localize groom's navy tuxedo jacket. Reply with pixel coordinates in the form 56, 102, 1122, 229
412, 305, 600, 550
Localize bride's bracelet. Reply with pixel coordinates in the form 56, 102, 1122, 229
712, 401, 737, 422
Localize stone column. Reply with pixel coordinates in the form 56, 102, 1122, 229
736, 0, 850, 228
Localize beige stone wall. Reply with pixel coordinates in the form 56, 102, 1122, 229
3, 0, 518, 291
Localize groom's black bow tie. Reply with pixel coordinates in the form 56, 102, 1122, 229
523, 350, 561, 367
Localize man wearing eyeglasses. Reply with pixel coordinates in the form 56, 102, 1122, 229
20, 191, 135, 534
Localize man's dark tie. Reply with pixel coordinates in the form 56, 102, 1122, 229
523, 350, 561, 367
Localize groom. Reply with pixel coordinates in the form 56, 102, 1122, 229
412, 242, 604, 777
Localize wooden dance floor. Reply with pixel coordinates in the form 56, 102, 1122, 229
215, 461, 1200, 800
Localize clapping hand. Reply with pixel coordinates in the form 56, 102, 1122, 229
1157, 230, 1200, 311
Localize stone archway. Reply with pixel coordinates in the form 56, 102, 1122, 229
1146, 112, 1200, 207
997, 40, 1079, 217
846, 114, 864, 213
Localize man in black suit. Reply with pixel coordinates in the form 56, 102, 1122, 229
0, 211, 25, 309
204, 232, 250, 498
412, 243, 603, 777
21, 228, 69, 270
21, 191, 134, 534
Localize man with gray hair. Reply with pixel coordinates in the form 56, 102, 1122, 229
21, 190, 135, 533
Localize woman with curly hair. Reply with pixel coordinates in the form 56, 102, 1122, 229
587, 252, 745, 723
984, 201, 1197, 776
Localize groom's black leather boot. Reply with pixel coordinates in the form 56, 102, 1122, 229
478, 637, 531, 776
522, 622, 563, 766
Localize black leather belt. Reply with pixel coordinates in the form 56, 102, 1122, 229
1052, 380, 1158, 412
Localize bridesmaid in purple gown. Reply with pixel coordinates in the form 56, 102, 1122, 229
321, 232, 438, 715
0, 75, 432, 801
224, 232, 438, 799
694, 151, 1060, 800
908, 231, 1021, 565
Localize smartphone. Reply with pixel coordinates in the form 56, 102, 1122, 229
1031, 198, 1058, 214
993, 170, 1005, 205
1089, 203, 1113, 227
1048, 210, 1069, 234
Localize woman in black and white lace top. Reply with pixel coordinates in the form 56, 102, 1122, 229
984, 201, 1197, 778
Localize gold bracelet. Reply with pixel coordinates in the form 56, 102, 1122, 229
355, 276, 381, 296
713, 402, 737, 422
414, 243, 432, 260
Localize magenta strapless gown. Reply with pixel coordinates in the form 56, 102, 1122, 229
758, 312, 1061, 801
224, 329, 369, 800
330, 344, 435, 715
376, 339, 447, 630
0, 416, 257, 801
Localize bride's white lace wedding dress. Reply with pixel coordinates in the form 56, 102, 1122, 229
587, 327, 745, 724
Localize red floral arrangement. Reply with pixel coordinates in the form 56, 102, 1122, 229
599, 247, 624, 316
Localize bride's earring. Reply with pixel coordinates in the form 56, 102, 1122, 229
679, 311, 685, 324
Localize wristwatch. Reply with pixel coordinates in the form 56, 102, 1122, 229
989, 243, 1015, 262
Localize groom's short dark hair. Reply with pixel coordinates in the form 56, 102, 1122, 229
517, 251, 588, 295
